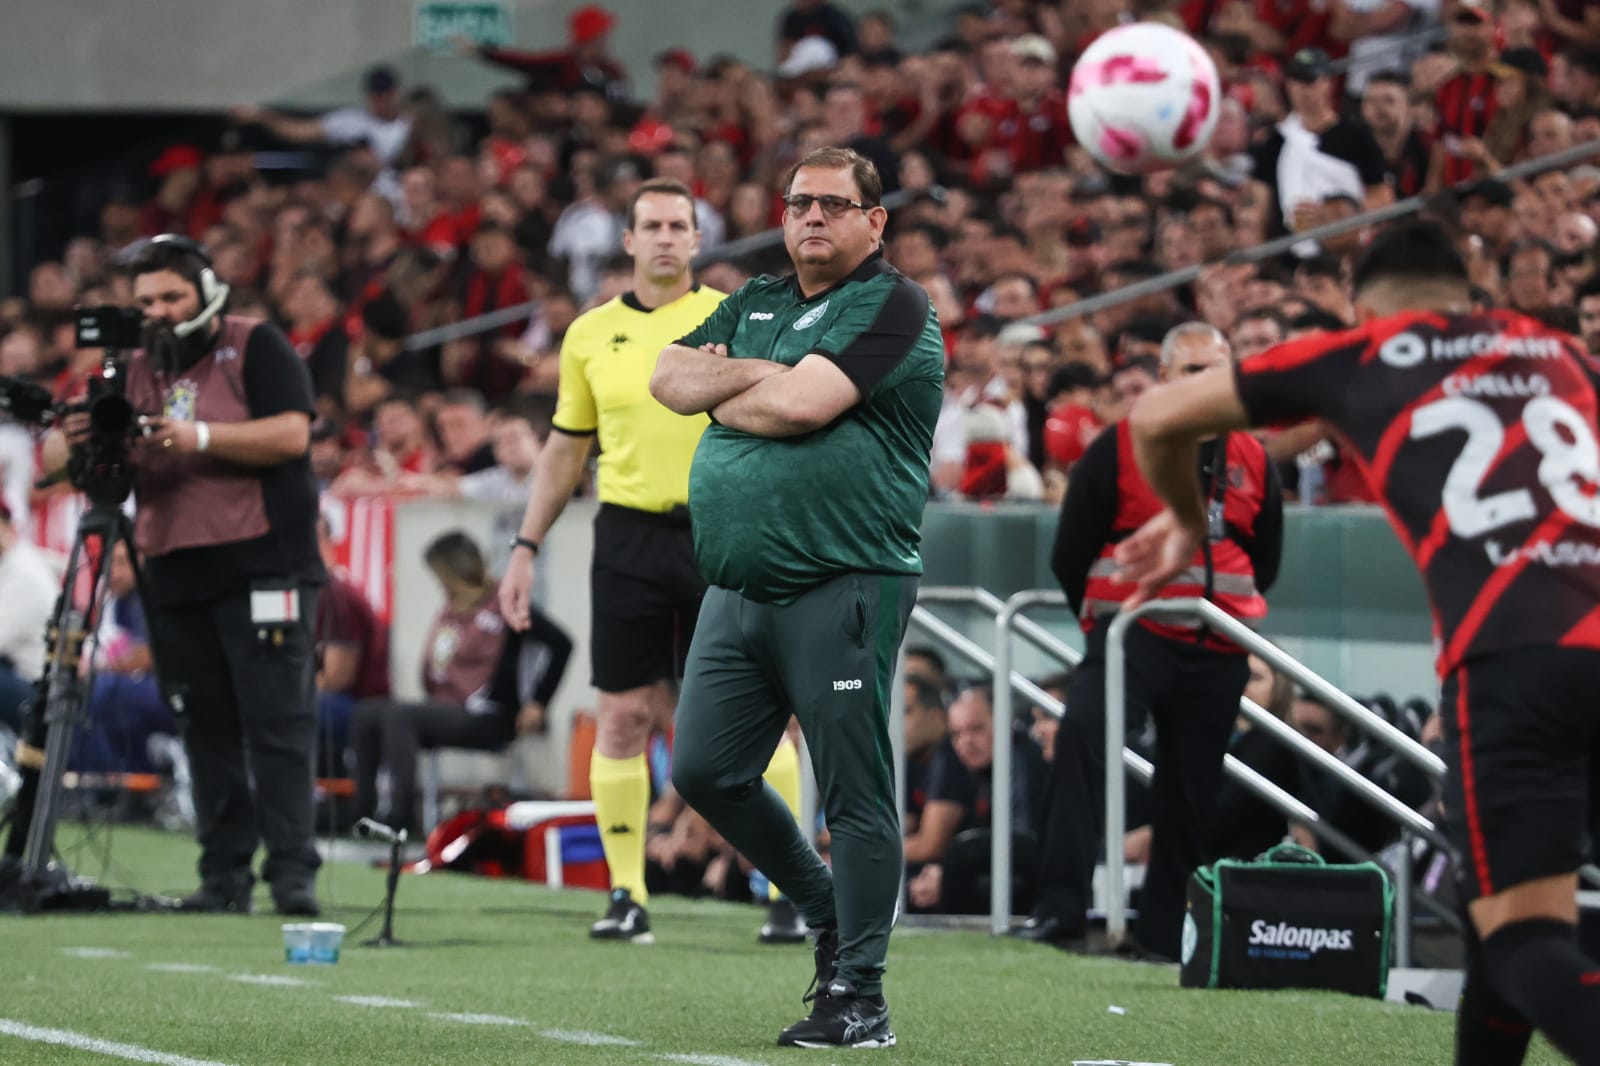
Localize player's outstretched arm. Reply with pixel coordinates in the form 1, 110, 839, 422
1116, 369, 1252, 608
650, 343, 784, 415
500, 431, 593, 631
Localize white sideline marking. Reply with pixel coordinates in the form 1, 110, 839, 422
334, 995, 422, 1009
145, 963, 220, 975
660, 1055, 771, 1066
228, 974, 311, 988
429, 1012, 530, 1026
0, 1018, 235, 1066
539, 1029, 640, 1046
60, 947, 131, 959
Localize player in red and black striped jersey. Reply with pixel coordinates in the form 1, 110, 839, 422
1118, 220, 1600, 1066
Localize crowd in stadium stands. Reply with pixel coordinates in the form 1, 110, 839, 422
1, 0, 1596, 906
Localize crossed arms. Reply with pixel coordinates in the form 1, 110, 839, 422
649, 343, 861, 438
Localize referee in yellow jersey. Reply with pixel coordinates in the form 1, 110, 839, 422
500, 177, 806, 944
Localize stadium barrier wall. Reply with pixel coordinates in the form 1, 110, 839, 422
27, 495, 1437, 796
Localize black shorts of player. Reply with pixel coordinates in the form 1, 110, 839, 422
590, 503, 706, 693
1440, 645, 1600, 903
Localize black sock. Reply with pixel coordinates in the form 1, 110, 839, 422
1455, 918, 1533, 1066
1483, 918, 1600, 1065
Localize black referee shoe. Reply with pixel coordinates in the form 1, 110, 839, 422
777, 978, 896, 1049
758, 897, 809, 944
176, 881, 253, 915
588, 888, 654, 944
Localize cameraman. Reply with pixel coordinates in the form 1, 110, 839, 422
57, 236, 326, 915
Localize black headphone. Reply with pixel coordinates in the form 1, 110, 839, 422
146, 233, 230, 337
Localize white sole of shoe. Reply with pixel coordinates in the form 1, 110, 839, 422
588, 930, 655, 944
789, 1033, 896, 1049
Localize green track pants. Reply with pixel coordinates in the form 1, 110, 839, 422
671, 572, 917, 997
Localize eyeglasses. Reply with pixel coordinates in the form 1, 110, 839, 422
782, 193, 873, 218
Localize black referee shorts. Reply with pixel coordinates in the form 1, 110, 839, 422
1440, 646, 1600, 902
590, 503, 705, 693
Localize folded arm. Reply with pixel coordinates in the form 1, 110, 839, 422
709, 354, 861, 438
649, 343, 785, 416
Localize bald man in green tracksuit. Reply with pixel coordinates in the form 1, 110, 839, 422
650, 147, 942, 1050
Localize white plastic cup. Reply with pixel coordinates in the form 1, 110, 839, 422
282, 922, 345, 965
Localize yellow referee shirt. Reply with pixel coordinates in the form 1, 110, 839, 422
552, 285, 726, 513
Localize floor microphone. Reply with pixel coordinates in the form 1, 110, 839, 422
353, 818, 407, 845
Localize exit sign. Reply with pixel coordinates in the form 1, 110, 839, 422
415, 1, 514, 48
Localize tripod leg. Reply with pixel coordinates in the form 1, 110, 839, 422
17, 507, 119, 883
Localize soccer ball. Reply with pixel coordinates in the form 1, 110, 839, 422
1067, 22, 1221, 176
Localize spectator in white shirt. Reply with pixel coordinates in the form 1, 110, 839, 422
549, 157, 640, 303
231, 65, 414, 171
0, 499, 59, 735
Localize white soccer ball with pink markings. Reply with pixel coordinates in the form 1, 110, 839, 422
1067, 22, 1221, 176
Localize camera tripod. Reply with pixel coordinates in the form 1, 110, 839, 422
0, 498, 175, 912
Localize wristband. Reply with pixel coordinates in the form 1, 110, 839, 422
510, 536, 541, 555
195, 421, 211, 453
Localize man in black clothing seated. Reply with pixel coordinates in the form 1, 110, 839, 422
902, 674, 948, 836
904, 686, 1046, 914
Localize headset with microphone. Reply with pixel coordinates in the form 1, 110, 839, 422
145, 233, 230, 337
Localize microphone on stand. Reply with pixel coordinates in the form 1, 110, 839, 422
353, 818, 407, 845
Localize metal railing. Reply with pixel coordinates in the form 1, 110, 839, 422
916, 586, 1427, 942
994, 590, 1460, 962
400, 126, 1600, 353
1101, 597, 1600, 950
1018, 134, 1600, 332
402, 185, 933, 351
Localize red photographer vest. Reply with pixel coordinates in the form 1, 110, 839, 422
125, 315, 272, 559
1079, 422, 1270, 653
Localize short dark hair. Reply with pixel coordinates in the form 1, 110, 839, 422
1366, 68, 1410, 90
1576, 272, 1600, 302
783, 146, 883, 207
1561, 44, 1600, 79
1351, 220, 1470, 298
1290, 307, 1349, 333
1504, 238, 1557, 275
1105, 259, 1163, 282
1295, 254, 1344, 282
905, 674, 946, 715
1237, 305, 1289, 334
627, 177, 698, 231
1189, 196, 1234, 226
992, 270, 1039, 296
423, 530, 487, 589
908, 640, 940, 672
126, 238, 209, 293
898, 221, 949, 249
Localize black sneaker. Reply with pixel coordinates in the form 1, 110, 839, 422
273, 885, 321, 917
777, 977, 896, 1049
177, 882, 252, 914
758, 897, 808, 944
1010, 912, 1086, 948
588, 888, 653, 944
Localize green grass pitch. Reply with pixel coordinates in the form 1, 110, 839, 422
0, 824, 1563, 1065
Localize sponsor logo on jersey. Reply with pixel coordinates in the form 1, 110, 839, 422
793, 300, 830, 330
1380, 330, 1565, 369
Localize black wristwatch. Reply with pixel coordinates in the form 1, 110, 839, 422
510, 536, 541, 556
